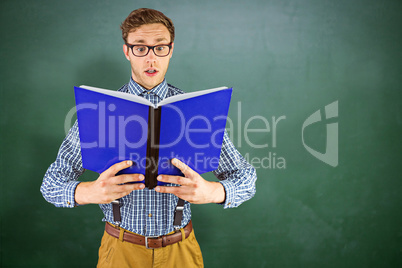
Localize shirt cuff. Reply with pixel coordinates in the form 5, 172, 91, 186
63, 181, 81, 207
218, 180, 236, 209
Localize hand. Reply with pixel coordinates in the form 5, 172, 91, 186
155, 158, 226, 204
75, 160, 145, 205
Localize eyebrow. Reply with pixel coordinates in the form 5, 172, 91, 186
155, 37, 168, 42
133, 39, 146, 44
132, 37, 169, 44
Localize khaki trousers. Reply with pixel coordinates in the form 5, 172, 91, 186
97, 224, 204, 268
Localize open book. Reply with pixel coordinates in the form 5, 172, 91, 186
74, 85, 233, 189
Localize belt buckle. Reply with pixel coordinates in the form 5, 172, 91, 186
145, 236, 159, 249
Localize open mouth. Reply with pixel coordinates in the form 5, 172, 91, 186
145, 68, 158, 75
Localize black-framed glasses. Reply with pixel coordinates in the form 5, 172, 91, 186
125, 43, 172, 57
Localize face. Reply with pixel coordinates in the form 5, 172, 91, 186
123, 23, 174, 90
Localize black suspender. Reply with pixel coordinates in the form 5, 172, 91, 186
111, 197, 185, 230
173, 198, 185, 230
111, 199, 122, 227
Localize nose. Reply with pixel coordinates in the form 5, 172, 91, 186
146, 48, 157, 63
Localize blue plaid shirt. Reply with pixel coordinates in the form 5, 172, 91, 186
41, 78, 257, 236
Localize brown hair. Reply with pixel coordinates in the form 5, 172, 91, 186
120, 8, 175, 43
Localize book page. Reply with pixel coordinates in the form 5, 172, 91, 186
157, 86, 228, 107
79, 85, 155, 107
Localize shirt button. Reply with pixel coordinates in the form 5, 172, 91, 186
227, 202, 231, 206
67, 201, 71, 205
148, 213, 152, 217
147, 91, 151, 94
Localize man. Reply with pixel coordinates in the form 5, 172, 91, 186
41, 8, 257, 268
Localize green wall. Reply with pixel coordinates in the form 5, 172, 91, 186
1, 0, 401, 267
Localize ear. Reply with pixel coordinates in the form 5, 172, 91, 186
123, 44, 130, 60
169, 42, 174, 59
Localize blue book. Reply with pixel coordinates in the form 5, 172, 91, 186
74, 85, 232, 189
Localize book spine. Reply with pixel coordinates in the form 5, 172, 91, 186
145, 107, 161, 189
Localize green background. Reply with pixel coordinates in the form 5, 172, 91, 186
1, 0, 401, 267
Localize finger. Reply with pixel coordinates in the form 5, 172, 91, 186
171, 158, 195, 178
112, 173, 145, 185
103, 160, 133, 177
154, 185, 181, 195
155, 186, 195, 203
115, 183, 145, 193
113, 183, 145, 200
157, 175, 191, 186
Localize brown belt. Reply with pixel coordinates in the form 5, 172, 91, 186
105, 220, 192, 249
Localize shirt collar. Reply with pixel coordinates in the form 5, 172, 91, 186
127, 77, 168, 100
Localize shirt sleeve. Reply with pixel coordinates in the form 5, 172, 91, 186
212, 131, 257, 209
40, 121, 85, 208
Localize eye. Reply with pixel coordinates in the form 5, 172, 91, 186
155, 46, 166, 52
135, 46, 147, 53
